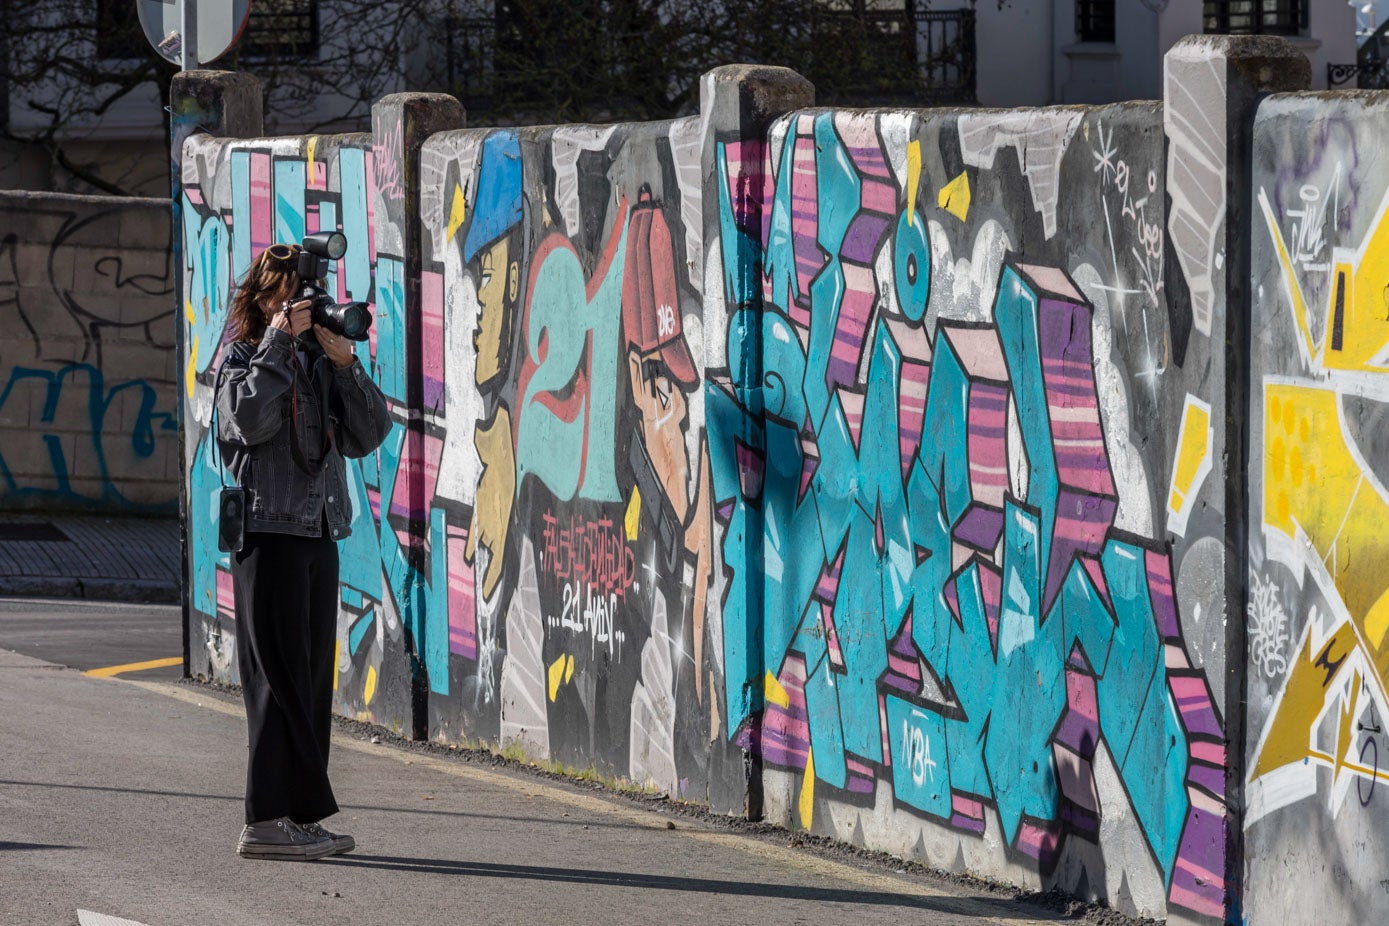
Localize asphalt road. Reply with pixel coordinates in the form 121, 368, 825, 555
0, 597, 183, 679
0, 598, 1071, 926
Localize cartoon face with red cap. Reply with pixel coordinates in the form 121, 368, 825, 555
623, 189, 699, 526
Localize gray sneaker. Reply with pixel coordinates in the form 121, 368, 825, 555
299, 821, 355, 855
237, 817, 335, 861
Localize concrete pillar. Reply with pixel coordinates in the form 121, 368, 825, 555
168, 70, 262, 679
699, 64, 813, 819
1162, 34, 1309, 923
369, 92, 464, 739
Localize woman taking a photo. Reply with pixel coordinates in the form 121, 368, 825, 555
215, 242, 391, 861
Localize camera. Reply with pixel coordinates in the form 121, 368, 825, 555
296, 232, 373, 342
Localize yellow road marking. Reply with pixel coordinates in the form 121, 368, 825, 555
117, 678, 1059, 923
84, 657, 183, 678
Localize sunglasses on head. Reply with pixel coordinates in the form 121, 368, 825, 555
263, 243, 301, 273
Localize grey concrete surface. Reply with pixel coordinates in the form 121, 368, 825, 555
0, 515, 179, 603
0, 597, 182, 678
0, 644, 1068, 926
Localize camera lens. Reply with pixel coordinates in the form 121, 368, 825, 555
339, 304, 371, 340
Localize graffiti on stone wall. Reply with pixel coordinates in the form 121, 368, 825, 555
0, 203, 178, 509
709, 109, 1226, 919
1248, 147, 1389, 824
417, 119, 722, 795
181, 133, 415, 728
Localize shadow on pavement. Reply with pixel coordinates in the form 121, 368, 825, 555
0, 841, 81, 851
324, 854, 1038, 918
0, 778, 652, 832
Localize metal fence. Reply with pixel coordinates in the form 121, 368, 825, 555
1328, 62, 1389, 90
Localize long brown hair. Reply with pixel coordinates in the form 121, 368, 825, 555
226, 244, 301, 344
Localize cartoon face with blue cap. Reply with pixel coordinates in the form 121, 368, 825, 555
464, 132, 524, 389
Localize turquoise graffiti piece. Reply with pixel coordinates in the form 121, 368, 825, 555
339, 146, 372, 300
188, 432, 227, 617
707, 375, 767, 732
348, 611, 374, 657
1095, 539, 1188, 876
374, 257, 406, 401
794, 598, 847, 789
425, 506, 451, 696
274, 158, 305, 247
763, 126, 803, 314
231, 150, 252, 281
885, 695, 952, 819
715, 142, 762, 313
337, 457, 382, 594
993, 266, 1058, 605
514, 228, 627, 503
893, 209, 930, 322
184, 200, 231, 359
801, 115, 859, 430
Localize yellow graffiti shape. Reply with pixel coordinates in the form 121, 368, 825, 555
1264, 384, 1389, 662
938, 171, 971, 223
1260, 187, 1389, 373
906, 140, 922, 227
185, 335, 199, 399
547, 654, 574, 702
465, 407, 515, 599
799, 747, 815, 830
447, 183, 467, 243
1252, 619, 1357, 779
764, 670, 791, 710
1167, 395, 1213, 535
307, 136, 318, 185
625, 487, 642, 542
364, 665, 378, 705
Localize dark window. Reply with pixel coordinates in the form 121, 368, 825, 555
241, 0, 320, 59
1077, 0, 1116, 43
96, 0, 151, 60
1204, 0, 1306, 36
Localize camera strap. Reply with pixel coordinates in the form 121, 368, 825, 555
210, 367, 242, 486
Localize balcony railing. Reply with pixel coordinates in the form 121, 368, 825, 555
1328, 62, 1389, 90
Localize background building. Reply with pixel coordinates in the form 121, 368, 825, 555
0, 1, 1362, 196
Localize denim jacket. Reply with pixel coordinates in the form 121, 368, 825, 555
215, 325, 392, 539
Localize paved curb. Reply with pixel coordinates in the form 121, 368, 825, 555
0, 575, 179, 604
0, 515, 180, 605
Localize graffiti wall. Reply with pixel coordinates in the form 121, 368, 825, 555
180, 130, 418, 733
0, 191, 178, 512
705, 103, 1232, 920
1245, 94, 1389, 922
178, 41, 1317, 921
415, 119, 742, 803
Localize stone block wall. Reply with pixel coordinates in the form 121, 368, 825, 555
0, 190, 178, 512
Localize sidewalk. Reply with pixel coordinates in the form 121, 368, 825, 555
0, 645, 1067, 926
0, 514, 179, 603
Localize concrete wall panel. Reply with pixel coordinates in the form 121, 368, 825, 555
1246, 91, 1389, 924
0, 191, 178, 513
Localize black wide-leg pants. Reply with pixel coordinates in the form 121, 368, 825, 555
232, 527, 340, 826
